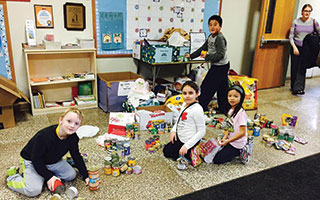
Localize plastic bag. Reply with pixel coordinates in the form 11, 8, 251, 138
194, 64, 208, 86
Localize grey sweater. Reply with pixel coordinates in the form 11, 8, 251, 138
190, 32, 228, 65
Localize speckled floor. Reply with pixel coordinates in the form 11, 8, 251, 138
1, 77, 320, 200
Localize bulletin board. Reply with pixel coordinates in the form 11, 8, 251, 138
93, 0, 221, 57
0, 1, 15, 81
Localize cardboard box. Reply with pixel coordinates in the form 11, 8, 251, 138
0, 76, 30, 129
98, 72, 143, 112
135, 105, 173, 130
77, 39, 95, 49
43, 40, 61, 50
141, 44, 173, 64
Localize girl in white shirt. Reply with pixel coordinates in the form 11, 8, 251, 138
163, 81, 206, 161
213, 84, 248, 164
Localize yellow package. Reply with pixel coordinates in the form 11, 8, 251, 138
165, 94, 184, 106
229, 75, 258, 110
281, 113, 298, 128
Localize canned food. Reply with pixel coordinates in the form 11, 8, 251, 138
124, 143, 130, 156
128, 156, 136, 167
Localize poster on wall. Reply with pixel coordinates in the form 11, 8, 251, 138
34, 5, 54, 28
0, 4, 12, 80
99, 12, 124, 50
126, 0, 205, 49
64, 3, 86, 31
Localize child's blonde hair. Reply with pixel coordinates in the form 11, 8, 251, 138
60, 107, 84, 121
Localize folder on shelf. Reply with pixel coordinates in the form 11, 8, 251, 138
31, 77, 49, 83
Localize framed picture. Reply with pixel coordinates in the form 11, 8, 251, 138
63, 2, 86, 31
34, 5, 54, 28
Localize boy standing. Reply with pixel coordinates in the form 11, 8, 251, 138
186, 15, 229, 114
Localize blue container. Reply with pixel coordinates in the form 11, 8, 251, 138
253, 127, 260, 137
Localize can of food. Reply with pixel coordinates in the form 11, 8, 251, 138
133, 165, 142, 174
253, 127, 261, 137
248, 136, 254, 155
104, 139, 111, 150
104, 165, 112, 175
112, 163, 120, 177
118, 146, 125, 158
120, 162, 128, 173
128, 156, 136, 167
126, 167, 133, 175
124, 142, 130, 156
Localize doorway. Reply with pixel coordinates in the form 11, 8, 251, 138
251, 0, 296, 89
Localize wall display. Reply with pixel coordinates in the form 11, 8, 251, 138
126, 0, 205, 50
99, 12, 124, 50
190, 32, 206, 60
94, 0, 221, 56
34, 5, 54, 28
64, 2, 86, 31
0, 2, 14, 81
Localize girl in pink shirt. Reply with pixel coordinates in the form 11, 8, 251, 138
213, 85, 248, 164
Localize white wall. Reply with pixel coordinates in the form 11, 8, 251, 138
221, 0, 258, 75
7, 0, 94, 97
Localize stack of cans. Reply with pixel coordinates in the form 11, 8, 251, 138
88, 167, 100, 191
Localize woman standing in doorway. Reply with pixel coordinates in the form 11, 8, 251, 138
289, 4, 319, 95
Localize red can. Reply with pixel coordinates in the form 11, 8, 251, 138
52, 180, 65, 194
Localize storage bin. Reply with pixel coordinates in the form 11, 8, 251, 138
141, 44, 173, 64
98, 72, 143, 112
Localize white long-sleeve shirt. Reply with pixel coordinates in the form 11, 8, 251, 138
172, 102, 206, 149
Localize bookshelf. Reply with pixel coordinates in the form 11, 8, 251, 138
23, 48, 98, 115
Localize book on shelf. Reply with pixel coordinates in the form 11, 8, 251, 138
48, 76, 64, 81
32, 91, 46, 109
77, 94, 95, 101
62, 100, 76, 107
45, 102, 61, 108
74, 96, 96, 106
31, 77, 49, 83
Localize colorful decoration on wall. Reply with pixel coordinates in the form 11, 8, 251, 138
126, 0, 205, 49
0, 4, 12, 80
99, 12, 124, 50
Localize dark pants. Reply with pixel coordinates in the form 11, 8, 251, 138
163, 136, 199, 160
198, 62, 230, 112
213, 143, 240, 164
291, 46, 306, 92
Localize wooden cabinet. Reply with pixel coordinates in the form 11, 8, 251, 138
23, 49, 97, 115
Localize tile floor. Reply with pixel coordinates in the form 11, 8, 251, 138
0, 77, 319, 200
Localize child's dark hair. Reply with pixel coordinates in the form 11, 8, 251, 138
181, 81, 199, 93
208, 15, 223, 26
225, 84, 245, 118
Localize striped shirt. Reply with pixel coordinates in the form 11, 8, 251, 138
289, 17, 320, 47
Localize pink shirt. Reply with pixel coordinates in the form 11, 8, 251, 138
228, 108, 248, 149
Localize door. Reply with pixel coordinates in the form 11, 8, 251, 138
251, 0, 296, 89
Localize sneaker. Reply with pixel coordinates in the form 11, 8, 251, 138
6, 166, 19, 177
190, 146, 202, 167
177, 156, 189, 170
239, 145, 249, 164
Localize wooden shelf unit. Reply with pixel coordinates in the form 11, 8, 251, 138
23, 48, 98, 115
